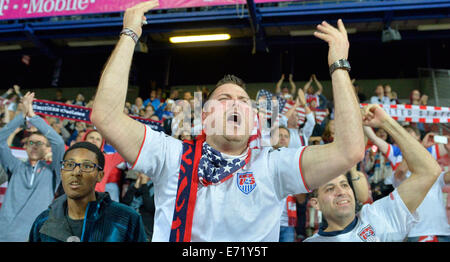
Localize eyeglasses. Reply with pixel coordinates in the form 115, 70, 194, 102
27, 141, 45, 147
61, 160, 103, 172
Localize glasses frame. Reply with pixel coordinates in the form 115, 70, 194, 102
60, 160, 103, 172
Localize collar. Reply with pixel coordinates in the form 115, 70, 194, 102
39, 192, 110, 241
318, 217, 358, 237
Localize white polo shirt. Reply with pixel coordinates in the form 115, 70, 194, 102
132, 125, 310, 242
304, 189, 419, 242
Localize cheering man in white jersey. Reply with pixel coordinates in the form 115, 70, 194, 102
91, 0, 365, 241
304, 104, 442, 242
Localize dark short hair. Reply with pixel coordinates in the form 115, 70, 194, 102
206, 75, 246, 101
63, 142, 105, 170
404, 125, 420, 138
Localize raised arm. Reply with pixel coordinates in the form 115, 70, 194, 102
349, 165, 370, 204
275, 74, 285, 95
23, 92, 65, 172
362, 125, 389, 155
312, 74, 323, 95
91, 0, 159, 164
362, 104, 441, 213
297, 88, 315, 139
289, 74, 297, 96
300, 20, 365, 190
0, 112, 25, 173
303, 76, 313, 94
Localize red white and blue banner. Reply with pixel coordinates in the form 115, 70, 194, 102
32, 99, 164, 131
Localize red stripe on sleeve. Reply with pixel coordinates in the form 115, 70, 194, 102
298, 146, 311, 193
131, 125, 147, 169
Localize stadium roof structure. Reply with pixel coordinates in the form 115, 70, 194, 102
0, 0, 449, 57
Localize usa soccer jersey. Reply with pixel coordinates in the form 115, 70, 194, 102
304, 189, 419, 242
132, 125, 310, 241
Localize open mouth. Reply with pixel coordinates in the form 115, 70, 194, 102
227, 112, 242, 126
68, 180, 82, 189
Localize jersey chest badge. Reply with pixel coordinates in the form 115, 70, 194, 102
358, 225, 378, 242
237, 172, 256, 195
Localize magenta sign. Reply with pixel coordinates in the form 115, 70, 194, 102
0, 0, 285, 20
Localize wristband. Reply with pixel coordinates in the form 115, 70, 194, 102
120, 28, 139, 44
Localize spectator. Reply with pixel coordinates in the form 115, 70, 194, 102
384, 84, 398, 105
410, 89, 428, 106
183, 91, 192, 102
143, 104, 155, 119
271, 126, 307, 242
29, 142, 147, 242
143, 89, 161, 111
0, 92, 65, 242
305, 104, 442, 242
275, 74, 296, 101
121, 172, 155, 241
303, 74, 323, 109
362, 127, 395, 201
53, 89, 67, 103
131, 97, 145, 116
91, 8, 364, 242
363, 123, 449, 242
321, 119, 335, 144
369, 84, 390, 105
83, 129, 126, 202
73, 93, 86, 107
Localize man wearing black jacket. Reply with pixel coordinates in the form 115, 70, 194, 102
122, 172, 155, 241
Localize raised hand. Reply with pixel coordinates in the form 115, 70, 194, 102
123, 0, 159, 38
421, 132, 436, 148
314, 19, 349, 67
362, 104, 389, 128
297, 88, 306, 106
13, 85, 21, 94
21, 92, 36, 118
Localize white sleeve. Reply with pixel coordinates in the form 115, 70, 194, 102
268, 146, 311, 201
279, 114, 288, 127
361, 189, 419, 242
302, 112, 315, 141
131, 125, 183, 183
288, 128, 302, 148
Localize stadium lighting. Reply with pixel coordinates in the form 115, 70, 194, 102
0, 44, 22, 51
169, 34, 231, 43
417, 23, 450, 31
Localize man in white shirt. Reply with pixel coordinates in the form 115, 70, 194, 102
364, 124, 450, 242
91, 0, 365, 241
305, 104, 442, 242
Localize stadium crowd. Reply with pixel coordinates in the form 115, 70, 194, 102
0, 1, 449, 243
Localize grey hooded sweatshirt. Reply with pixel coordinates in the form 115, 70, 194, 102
0, 113, 65, 242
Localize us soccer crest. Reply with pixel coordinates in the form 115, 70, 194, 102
237, 172, 256, 194
358, 225, 379, 242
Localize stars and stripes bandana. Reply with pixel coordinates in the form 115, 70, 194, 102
197, 142, 250, 186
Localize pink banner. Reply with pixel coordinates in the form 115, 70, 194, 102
0, 0, 283, 20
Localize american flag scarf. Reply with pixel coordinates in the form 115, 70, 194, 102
169, 114, 262, 242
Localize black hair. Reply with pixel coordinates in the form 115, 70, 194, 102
63, 142, 105, 170
206, 74, 246, 101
